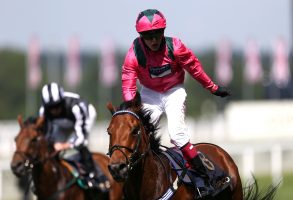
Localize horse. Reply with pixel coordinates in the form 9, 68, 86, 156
105, 93, 278, 200
11, 115, 123, 200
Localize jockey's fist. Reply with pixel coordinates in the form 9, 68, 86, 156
54, 142, 71, 151
213, 86, 231, 97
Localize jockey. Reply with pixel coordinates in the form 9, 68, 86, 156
122, 9, 230, 197
39, 82, 106, 190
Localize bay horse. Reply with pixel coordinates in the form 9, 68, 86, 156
106, 93, 278, 200
11, 116, 123, 200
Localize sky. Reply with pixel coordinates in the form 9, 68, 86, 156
0, 0, 292, 52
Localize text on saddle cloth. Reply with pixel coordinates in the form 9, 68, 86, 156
162, 147, 231, 190
61, 158, 109, 191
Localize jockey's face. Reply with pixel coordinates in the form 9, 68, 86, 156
140, 29, 164, 51
48, 104, 62, 117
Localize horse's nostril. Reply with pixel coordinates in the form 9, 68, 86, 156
11, 162, 21, 171
108, 163, 119, 173
11, 162, 25, 177
108, 163, 128, 176
119, 163, 127, 171
109, 163, 127, 172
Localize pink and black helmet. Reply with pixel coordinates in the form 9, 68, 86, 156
135, 9, 166, 33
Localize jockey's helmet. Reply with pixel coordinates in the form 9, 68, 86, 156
135, 9, 166, 33
41, 82, 64, 108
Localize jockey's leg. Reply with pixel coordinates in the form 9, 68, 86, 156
79, 145, 96, 175
141, 87, 164, 125
181, 142, 208, 178
164, 86, 214, 197
79, 146, 110, 191
180, 142, 215, 197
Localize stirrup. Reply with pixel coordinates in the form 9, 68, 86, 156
87, 179, 110, 192
89, 172, 95, 179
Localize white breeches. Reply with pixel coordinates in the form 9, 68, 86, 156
140, 85, 189, 148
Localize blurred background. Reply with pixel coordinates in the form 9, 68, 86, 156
0, 0, 292, 199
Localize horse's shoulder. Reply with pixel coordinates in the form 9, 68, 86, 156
194, 143, 224, 151
91, 152, 109, 160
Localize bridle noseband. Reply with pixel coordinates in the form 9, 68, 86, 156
15, 125, 75, 200
14, 126, 58, 173
108, 110, 150, 171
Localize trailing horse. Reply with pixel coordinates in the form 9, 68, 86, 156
11, 116, 123, 200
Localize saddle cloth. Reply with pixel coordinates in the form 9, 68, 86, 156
162, 147, 231, 195
61, 154, 109, 192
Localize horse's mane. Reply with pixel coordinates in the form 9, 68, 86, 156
23, 116, 46, 132
22, 116, 55, 154
118, 101, 162, 154
24, 116, 38, 126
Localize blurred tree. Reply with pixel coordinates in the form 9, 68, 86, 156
0, 49, 26, 119
0, 47, 291, 120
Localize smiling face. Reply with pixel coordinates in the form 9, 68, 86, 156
140, 29, 164, 51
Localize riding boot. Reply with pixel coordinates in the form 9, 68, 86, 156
79, 146, 96, 175
79, 146, 110, 192
181, 142, 214, 197
189, 155, 215, 197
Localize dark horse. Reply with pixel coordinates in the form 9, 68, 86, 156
106, 93, 278, 200
11, 116, 123, 200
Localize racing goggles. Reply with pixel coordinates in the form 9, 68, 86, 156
140, 29, 164, 41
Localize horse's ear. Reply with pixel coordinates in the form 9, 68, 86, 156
107, 102, 116, 115
132, 92, 142, 112
36, 116, 45, 128
17, 115, 24, 128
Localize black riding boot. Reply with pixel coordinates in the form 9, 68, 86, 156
189, 155, 214, 198
79, 146, 110, 192
79, 146, 96, 176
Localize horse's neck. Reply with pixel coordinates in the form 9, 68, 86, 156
126, 152, 171, 200
33, 158, 68, 197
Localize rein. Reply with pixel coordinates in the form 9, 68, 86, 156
14, 145, 59, 171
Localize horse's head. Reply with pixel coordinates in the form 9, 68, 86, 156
11, 115, 47, 177
107, 93, 159, 181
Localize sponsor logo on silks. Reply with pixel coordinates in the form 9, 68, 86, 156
149, 64, 172, 78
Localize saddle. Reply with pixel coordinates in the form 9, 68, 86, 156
162, 147, 231, 198
61, 154, 110, 192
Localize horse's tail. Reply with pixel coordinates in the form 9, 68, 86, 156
243, 176, 279, 200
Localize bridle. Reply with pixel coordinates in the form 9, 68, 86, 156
107, 110, 150, 171
107, 110, 178, 199
14, 125, 75, 200
14, 127, 50, 173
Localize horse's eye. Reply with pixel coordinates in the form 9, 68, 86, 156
132, 127, 140, 135
31, 137, 39, 144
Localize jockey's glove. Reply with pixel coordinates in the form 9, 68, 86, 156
213, 86, 231, 97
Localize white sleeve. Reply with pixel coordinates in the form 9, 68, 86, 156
39, 106, 45, 117
71, 105, 86, 147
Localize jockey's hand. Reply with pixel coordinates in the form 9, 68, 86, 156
54, 142, 71, 151
213, 86, 231, 97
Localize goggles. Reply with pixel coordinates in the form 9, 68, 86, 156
140, 29, 164, 41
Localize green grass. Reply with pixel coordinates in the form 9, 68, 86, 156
251, 172, 293, 200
